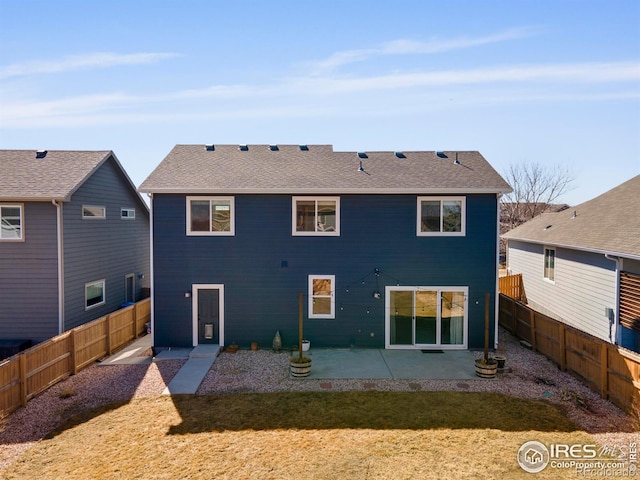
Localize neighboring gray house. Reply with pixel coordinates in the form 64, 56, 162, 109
503, 174, 640, 352
0, 150, 150, 346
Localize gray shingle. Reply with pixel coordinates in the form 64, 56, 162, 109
139, 144, 511, 194
0, 150, 112, 201
502, 174, 640, 258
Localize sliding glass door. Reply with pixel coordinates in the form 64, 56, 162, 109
386, 287, 467, 349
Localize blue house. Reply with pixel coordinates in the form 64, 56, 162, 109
139, 144, 511, 351
0, 150, 150, 347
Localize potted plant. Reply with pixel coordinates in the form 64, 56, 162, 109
290, 292, 312, 377
475, 293, 498, 378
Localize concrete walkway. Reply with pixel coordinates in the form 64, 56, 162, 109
101, 338, 478, 393
159, 345, 221, 395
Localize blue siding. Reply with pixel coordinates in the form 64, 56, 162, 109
153, 194, 498, 349
63, 156, 150, 330
0, 202, 59, 342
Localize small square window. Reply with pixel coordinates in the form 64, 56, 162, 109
121, 208, 136, 219
85, 280, 105, 309
1, 204, 23, 240
308, 275, 335, 319
83, 205, 106, 219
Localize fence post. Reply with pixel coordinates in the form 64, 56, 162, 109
558, 323, 566, 371
600, 343, 608, 399
106, 315, 112, 355
19, 353, 27, 407
530, 310, 537, 351
132, 303, 138, 339
70, 330, 77, 375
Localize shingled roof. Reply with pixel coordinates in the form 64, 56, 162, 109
502, 174, 640, 259
139, 144, 511, 194
0, 149, 140, 203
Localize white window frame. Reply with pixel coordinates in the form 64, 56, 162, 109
121, 208, 136, 219
308, 274, 336, 319
0, 203, 24, 241
186, 196, 235, 236
85, 279, 106, 310
416, 196, 466, 236
82, 205, 106, 219
543, 246, 556, 283
292, 196, 340, 236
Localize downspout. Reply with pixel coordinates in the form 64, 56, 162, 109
52, 199, 64, 334
604, 254, 621, 344
148, 193, 154, 348
494, 193, 502, 349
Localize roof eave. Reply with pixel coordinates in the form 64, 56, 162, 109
138, 187, 511, 195
503, 236, 640, 261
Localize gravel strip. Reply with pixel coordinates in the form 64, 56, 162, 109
1, 328, 637, 473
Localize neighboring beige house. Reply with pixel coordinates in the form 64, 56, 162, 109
502, 175, 640, 352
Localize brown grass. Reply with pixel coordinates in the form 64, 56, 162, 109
3, 391, 595, 479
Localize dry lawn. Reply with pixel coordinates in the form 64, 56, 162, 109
3, 391, 596, 479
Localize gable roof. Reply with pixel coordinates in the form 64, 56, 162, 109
0, 150, 145, 208
502, 174, 640, 259
139, 144, 511, 195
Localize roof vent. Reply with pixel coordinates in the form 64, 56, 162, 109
544, 225, 552, 230
205, 144, 215, 151
357, 161, 365, 172
394, 151, 406, 158
453, 159, 461, 165
299, 144, 309, 151
436, 151, 447, 158
572, 210, 577, 219
357, 152, 368, 159
239, 144, 249, 151
269, 144, 279, 151
36, 150, 48, 159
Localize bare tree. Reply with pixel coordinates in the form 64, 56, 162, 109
501, 162, 575, 231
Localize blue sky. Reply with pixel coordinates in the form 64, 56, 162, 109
0, 0, 638, 205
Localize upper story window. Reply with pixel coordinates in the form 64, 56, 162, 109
83, 205, 106, 219
309, 274, 335, 319
121, 208, 136, 219
0, 204, 23, 240
417, 197, 465, 236
187, 196, 235, 236
544, 247, 555, 282
292, 197, 340, 236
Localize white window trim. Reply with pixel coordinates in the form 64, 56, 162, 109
543, 246, 556, 284
85, 279, 106, 310
82, 205, 106, 219
121, 208, 136, 219
0, 203, 24, 241
416, 196, 466, 236
186, 196, 235, 236
308, 274, 336, 319
292, 196, 340, 236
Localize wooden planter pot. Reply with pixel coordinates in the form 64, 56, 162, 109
290, 358, 312, 377
475, 359, 498, 378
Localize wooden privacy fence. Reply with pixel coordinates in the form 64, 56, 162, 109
0, 298, 150, 418
499, 293, 640, 415
498, 273, 525, 302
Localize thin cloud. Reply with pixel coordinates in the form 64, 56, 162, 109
307, 26, 543, 74
0, 52, 179, 79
